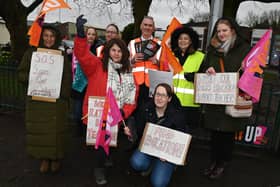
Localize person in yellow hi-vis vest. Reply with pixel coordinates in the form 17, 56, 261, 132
171, 26, 204, 130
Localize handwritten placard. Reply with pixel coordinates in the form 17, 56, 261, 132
194, 73, 239, 105
27, 50, 63, 100
86, 96, 118, 146
139, 123, 192, 165
148, 70, 173, 97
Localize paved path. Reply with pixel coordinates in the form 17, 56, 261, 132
0, 112, 280, 187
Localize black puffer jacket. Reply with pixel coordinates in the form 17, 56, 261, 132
136, 98, 187, 138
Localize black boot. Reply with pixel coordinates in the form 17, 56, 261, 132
208, 161, 228, 179
202, 161, 216, 176
94, 167, 107, 185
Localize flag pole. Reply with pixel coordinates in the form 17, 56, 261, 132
121, 120, 127, 127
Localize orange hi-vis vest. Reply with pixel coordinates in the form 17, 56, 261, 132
129, 37, 161, 87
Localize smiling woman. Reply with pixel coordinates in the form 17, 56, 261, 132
128, 83, 187, 187
74, 15, 138, 185
17, 24, 72, 174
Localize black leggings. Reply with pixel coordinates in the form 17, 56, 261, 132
210, 130, 235, 164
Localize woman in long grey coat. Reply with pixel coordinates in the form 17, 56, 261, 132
200, 17, 251, 179
18, 25, 71, 173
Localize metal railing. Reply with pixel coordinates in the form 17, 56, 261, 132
0, 62, 25, 111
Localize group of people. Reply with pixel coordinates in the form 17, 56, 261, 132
18, 14, 251, 187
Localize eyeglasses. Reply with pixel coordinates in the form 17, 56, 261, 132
106, 30, 117, 34
155, 93, 168, 98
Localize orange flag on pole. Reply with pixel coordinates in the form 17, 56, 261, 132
28, 14, 45, 47
28, 0, 71, 47
159, 17, 183, 74
40, 0, 71, 16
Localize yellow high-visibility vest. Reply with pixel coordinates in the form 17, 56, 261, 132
173, 51, 204, 107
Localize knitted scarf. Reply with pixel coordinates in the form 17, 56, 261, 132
107, 59, 136, 108
211, 34, 237, 55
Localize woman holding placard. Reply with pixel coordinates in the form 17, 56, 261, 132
18, 25, 72, 173
170, 26, 205, 130
74, 15, 138, 185
126, 83, 187, 187
200, 17, 251, 179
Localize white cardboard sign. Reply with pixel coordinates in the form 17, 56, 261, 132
148, 70, 173, 97
139, 123, 192, 165
27, 51, 63, 99
86, 96, 118, 146
194, 73, 239, 105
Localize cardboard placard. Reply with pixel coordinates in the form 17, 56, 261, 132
27, 48, 63, 102
148, 70, 173, 97
194, 73, 239, 105
86, 96, 118, 146
139, 123, 192, 165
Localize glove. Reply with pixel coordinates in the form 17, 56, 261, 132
184, 72, 195, 82
76, 15, 87, 38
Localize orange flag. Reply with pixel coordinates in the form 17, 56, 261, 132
28, 14, 46, 47
40, 0, 71, 16
159, 17, 183, 74
28, 0, 71, 47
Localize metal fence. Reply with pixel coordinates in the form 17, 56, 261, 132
0, 62, 280, 152
0, 62, 25, 111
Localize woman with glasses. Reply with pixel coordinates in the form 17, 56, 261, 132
126, 83, 186, 187
96, 23, 120, 58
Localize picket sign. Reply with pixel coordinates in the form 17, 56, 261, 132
86, 96, 118, 147
27, 48, 63, 102
194, 73, 239, 105
139, 123, 192, 165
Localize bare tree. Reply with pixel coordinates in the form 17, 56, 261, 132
2, 0, 280, 62
244, 11, 259, 27
243, 9, 280, 28
0, 0, 43, 62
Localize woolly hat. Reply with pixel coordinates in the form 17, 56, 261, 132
171, 26, 199, 52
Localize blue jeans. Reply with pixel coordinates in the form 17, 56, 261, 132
130, 150, 175, 187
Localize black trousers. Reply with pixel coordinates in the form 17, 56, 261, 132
210, 130, 235, 165
181, 106, 201, 130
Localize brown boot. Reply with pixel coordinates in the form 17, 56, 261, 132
40, 159, 50, 173
51, 160, 61, 173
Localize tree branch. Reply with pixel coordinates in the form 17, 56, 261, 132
26, 0, 44, 15
103, 0, 121, 5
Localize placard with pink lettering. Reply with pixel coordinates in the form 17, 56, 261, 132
139, 123, 192, 165
86, 96, 118, 146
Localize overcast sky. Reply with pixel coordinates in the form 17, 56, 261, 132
24, 0, 280, 30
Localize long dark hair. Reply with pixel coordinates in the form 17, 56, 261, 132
102, 38, 130, 73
